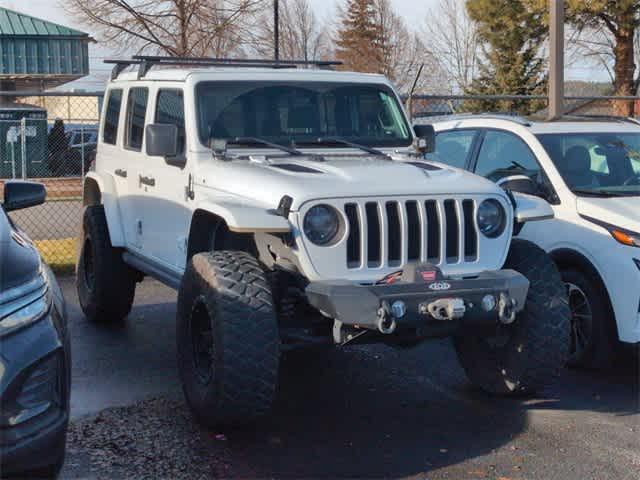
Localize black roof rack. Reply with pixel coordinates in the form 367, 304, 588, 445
105, 56, 343, 80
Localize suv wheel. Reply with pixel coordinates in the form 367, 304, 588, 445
562, 268, 615, 369
454, 239, 570, 395
176, 251, 279, 427
77, 205, 136, 323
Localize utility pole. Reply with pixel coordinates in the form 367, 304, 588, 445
548, 0, 564, 120
274, 0, 280, 61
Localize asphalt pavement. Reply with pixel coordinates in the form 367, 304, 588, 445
59, 276, 640, 479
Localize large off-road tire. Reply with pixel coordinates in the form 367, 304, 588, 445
454, 239, 570, 395
76, 205, 136, 323
562, 268, 616, 369
176, 251, 279, 427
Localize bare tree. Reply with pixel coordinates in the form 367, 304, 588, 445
64, 0, 267, 57
422, 0, 479, 92
372, 0, 446, 93
252, 0, 328, 61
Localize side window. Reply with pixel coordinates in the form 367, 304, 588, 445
155, 90, 186, 155
426, 130, 477, 169
103, 89, 123, 145
475, 130, 541, 182
125, 88, 149, 151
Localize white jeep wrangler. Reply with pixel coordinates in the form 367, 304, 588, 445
78, 56, 569, 427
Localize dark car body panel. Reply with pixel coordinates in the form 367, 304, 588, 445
0, 199, 70, 475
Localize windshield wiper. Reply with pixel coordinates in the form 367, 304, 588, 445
314, 137, 389, 157
572, 188, 631, 197
229, 137, 303, 156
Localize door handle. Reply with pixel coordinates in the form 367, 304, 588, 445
114, 168, 127, 178
139, 175, 156, 187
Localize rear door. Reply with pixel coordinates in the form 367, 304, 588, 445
97, 88, 140, 247
120, 86, 151, 251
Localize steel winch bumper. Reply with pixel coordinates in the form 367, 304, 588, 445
305, 264, 529, 336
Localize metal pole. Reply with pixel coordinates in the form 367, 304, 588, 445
274, 0, 280, 61
548, 0, 564, 120
20, 117, 26, 180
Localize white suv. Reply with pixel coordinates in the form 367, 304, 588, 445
427, 114, 640, 367
78, 57, 569, 427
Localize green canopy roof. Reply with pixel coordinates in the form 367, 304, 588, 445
0, 7, 88, 37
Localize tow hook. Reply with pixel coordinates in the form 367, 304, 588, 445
498, 293, 517, 324
422, 298, 466, 321
376, 301, 397, 334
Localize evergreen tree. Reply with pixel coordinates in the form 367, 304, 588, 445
464, 0, 547, 114
335, 0, 384, 74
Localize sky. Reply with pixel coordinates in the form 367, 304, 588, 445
0, 0, 608, 91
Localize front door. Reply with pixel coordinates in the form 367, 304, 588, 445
137, 87, 192, 270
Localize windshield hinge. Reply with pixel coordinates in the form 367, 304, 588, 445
186, 174, 195, 200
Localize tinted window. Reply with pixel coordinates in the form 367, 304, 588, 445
155, 90, 186, 154
103, 89, 122, 145
195, 81, 411, 148
537, 132, 640, 196
426, 130, 477, 168
125, 88, 149, 151
475, 130, 540, 182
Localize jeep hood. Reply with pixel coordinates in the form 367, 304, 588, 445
198, 154, 506, 210
576, 196, 640, 233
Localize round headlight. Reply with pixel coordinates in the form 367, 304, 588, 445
303, 205, 341, 246
477, 199, 506, 238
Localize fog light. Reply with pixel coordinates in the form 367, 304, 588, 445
391, 300, 407, 319
481, 294, 496, 312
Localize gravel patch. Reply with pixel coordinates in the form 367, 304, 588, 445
64, 397, 233, 479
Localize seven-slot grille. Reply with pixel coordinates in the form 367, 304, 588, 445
344, 198, 479, 269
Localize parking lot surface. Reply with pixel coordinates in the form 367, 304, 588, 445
60, 276, 639, 479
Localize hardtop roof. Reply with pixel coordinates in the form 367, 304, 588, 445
110, 67, 390, 84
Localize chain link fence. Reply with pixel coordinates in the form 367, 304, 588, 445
0, 91, 638, 271
0, 92, 102, 271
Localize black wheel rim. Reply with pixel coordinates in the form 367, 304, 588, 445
82, 238, 96, 292
567, 282, 593, 359
190, 299, 214, 384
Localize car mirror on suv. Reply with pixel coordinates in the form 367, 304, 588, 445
497, 175, 538, 195
2, 181, 46, 212
146, 124, 183, 166
413, 124, 436, 154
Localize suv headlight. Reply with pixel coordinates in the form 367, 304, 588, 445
0, 277, 50, 337
477, 199, 507, 238
303, 204, 342, 246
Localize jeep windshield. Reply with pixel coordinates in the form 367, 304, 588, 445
537, 132, 640, 197
196, 81, 412, 151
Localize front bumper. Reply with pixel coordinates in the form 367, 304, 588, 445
0, 306, 70, 475
306, 266, 529, 337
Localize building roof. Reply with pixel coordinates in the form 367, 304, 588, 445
0, 7, 88, 37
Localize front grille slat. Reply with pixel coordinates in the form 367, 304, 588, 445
462, 199, 478, 261
405, 201, 421, 262
365, 202, 382, 267
425, 200, 441, 264
345, 203, 361, 268
344, 197, 483, 271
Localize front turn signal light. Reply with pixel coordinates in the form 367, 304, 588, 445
611, 229, 640, 247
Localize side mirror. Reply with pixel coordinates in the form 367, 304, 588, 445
413, 124, 435, 154
511, 192, 554, 224
3, 181, 46, 212
146, 124, 183, 166
497, 175, 538, 195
